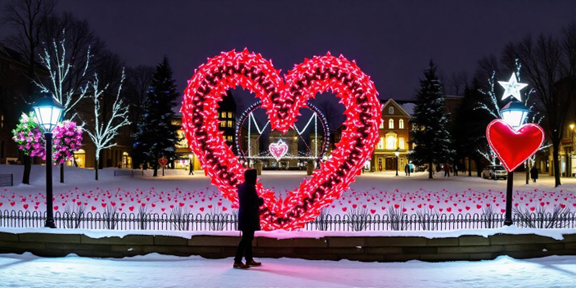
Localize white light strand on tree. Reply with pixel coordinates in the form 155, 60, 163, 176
33, 30, 92, 116
84, 69, 130, 180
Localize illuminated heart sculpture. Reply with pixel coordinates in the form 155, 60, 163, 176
269, 140, 288, 161
486, 119, 545, 172
181, 49, 381, 230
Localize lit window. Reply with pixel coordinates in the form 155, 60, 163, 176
221, 111, 227, 118
227, 121, 233, 128
220, 121, 226, 127
227, 136, 233, 142
399, 119, 404, 129
380, 120, 384, 129
386, 135, 396, 150
377, 137, 384, 149
389, 107, 394, 114
228, 112, 233, 118
399, 137, 405, 149
388, 119, 394, 129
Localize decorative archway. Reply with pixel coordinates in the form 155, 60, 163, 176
234, 100, 330, 166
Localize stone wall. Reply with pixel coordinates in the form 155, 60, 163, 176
1, 232, 576, 262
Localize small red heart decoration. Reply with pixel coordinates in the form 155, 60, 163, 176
269, 141, 288, 161
182, 50, 381, 230
486, 119, 545, 172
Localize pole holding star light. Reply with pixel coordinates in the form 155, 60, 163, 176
486, 72, 545, 226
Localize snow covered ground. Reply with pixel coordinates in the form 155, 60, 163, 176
1, 165, 575, 220
0, 252, 575, 287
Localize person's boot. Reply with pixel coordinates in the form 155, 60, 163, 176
247, 260, 262, 267
233, 262, 250, 269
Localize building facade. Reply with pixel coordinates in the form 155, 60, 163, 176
370, 99, 412, 172
0, 44, 34, 165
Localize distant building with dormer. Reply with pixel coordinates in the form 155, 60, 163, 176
369, 99, 413, 172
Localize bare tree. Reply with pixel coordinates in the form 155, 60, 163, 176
2, 0, 56, 86
125, 65, 154, 125
448, 70, 468, 95
2, 0, 56, 184
33, 31, 92, 117
84, 69, 130, 180
502, 30, 575, 187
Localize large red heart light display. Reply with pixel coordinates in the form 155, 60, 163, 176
486, 119, 545, 172
181, 49, 381, 230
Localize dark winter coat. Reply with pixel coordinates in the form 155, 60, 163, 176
530, 167, 539, 179
404, 164, 410, 173
237, 169, 264, 231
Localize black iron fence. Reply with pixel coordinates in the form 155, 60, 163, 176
0, 174, 13, 187
1, 210, 575, 231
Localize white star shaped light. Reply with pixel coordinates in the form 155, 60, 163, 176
498, 73, 528, 102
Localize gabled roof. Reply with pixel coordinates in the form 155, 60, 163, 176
380, 98, 412, 117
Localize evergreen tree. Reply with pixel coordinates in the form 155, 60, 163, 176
452, 78, 493, 176
410, 61, 454, 179
133, 56, 180, 177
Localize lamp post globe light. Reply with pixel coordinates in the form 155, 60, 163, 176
501, 99, 529, 129
32, 94, 64, 228
500, 99, 529, 226
395, 148, 400, 176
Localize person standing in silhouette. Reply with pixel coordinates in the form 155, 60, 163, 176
234, 169, 264, 269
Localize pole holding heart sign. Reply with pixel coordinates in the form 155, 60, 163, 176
158, 156, 168, 177
485, 73, 544, 226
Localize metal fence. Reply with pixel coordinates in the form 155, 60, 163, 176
1, 210, 575, 231
0, 174, 13, 187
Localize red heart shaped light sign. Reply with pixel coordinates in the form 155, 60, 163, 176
181, 49, 381, 230
486, 119, 545, 172
269, 140, 288, 162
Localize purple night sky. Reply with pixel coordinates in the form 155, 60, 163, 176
2, 0, 575, 101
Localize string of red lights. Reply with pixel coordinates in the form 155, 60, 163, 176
181, 49, 381, 230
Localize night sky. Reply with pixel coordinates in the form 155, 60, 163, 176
2, 0, 575, 103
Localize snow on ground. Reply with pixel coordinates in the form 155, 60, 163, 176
0, 252, 575, 288
1, 164, 576, 219
2, 225, 576, 240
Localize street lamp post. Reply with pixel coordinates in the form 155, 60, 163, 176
32, 95, 64, 228
500, 99, 529, 226
395, 148, 400, 176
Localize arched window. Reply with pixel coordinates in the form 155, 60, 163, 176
399, 119, 404, 129
388, 106, 394, 114
379, 120, 384, 129
388, 119, 394, 129
386, 135, 396, 150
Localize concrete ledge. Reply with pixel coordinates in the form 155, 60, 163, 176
0, 232, 575, 262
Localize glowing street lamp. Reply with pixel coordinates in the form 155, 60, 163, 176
395, 148, 400, 176
501, 99, 529, 129
32, 94, 64, 228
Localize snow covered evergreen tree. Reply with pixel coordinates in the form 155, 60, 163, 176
410, 61, 454, 179
133, 57, 179, 177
